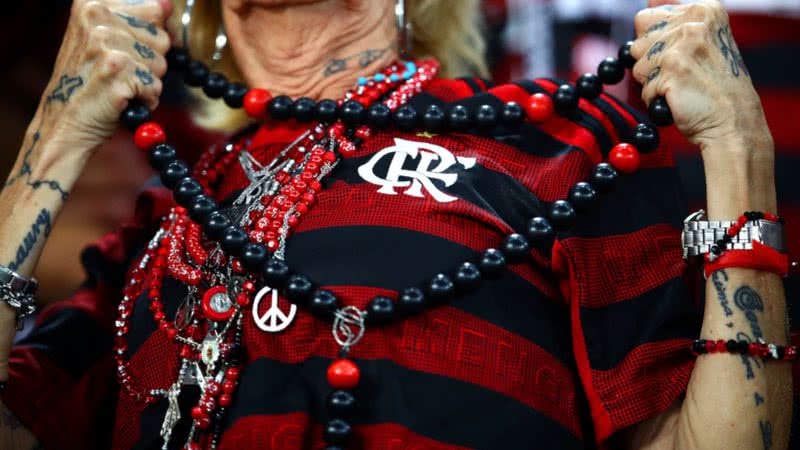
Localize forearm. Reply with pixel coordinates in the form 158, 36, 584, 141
0, 400, 40, 450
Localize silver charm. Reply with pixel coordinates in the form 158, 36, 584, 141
333, 306, 366, 353
159, 384, 182, 449
200, 337, 221, 366
252, 285, 297, 332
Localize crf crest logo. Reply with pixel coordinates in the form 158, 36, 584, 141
357, 138, 476, 203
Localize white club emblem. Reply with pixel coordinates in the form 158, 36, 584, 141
252, 285, 297, 332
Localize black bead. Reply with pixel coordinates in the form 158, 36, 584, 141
120, 101, 151, 132
590, 163, 618, 193
692, 340, 707, 354
397, 287, 426, 314
454, 262, 482, 292
568, 182, 597, 211
262, 258, 291, 289
630, 123, 660, 153
323, 419, 352, 445
223, 82, 248, 108
203, 211, 231, 241
188, 195, 218, 223
309, 290, 339, 319
448, 104, 471, 132
502, 233, 530, 263
268, 95, 293, 121
285, 274, 315, 304
526, 217, 555, 245
575, 73, 602, 99
160, 160, 190, 189
710, 245, 722, 255
479, 248, 506, 278
393, 105, 418, 132
367, 103, 391, 129
327, 390, 357, 419
366, 296, 396, 325
427, 273, 455, 302
776, 346, 786, 360
475, 104, 498, 131
166, 48, 190, 72
597, 57, 625, 85
501, 102, 524, 127
221, 226, 248, 255
618, 41, 636, 69
340, 100, 365, 127
292, 97, 317, 123
315, 99, 340, 123
203, 72, 228, 99
549, 200, 577, 230
239, 243, 268, 273
185, 60, 209, 87
649, 97, 674, 127
726, 339, 738, 353
553, 84, 579, 115
422, 104, 447, 132
148, 143, 176, 171
737, 340, 750, 354
174, 177, 204, 207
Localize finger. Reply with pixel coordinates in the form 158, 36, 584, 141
131, 63, 163, 110
100, 50, 163, 112
88, 25, 168, 77
114, 11, 171, 54
113, 0, 169, 25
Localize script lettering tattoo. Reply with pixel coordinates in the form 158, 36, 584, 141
717, 25, 749, 77
736, 331, 762, 379
134, 41, 155, 59
646, 20, 669, 35
711, 270, 734, 318
2, 130, 69, 199
116, 13, 158, 36
45, 74, 84, 104
735, 285, 764, 339
754, 392, 765, 406
323, 47, 390, 77
7, 208, 52, 271
760, 420, 773, 450
646, 66, 661, 85
136, 68, 154, 85
647, 41, 666, 60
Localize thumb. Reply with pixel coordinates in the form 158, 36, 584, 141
647, 0, 681, 7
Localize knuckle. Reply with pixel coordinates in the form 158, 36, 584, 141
680, 22, 707, 40
631, 61, 648, 83
79, 1, 111, 23
151, 55, 168, 78
152, 32, 171, 54
685, 4, 709, 21
100, 49, 131, 77
88, 24, 113, 45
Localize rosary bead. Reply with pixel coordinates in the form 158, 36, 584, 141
367, 103, 392, 129
501, 102, 524, 127
448, 104, 472, 132
166, 47, 190, 72
568, 182, 597, 211
526, 217, 554, 245
618, 41, 636, 69
323, 419, 352, 445
189, 195, 219, 223
502, 233, 530, 263
285, 274, 315, 304
268, 95, 294, 121
262, 258, 291, 289
393, 105, 418, 132
590, 163, 618, 193
160, 160, 190, 189
185, 60, 209, 87
203, 72, 228, 99
120, 101, 151, 132
649, 97, 674, 127
549, 200, 577, 230
427, 273, 455, 302
316, 99, 340, 123
553, 84, 579, 115
292, 97, 317, 123
243, 88, 272, 118
341, 100, 366, 127
366, 296, 396, 325
239, 243, 268, 273
309, 290, 339, 319
576, 73, 602, 99
454, 262, 482, 292
148, 143, 176, 171
174, 177, 204, 207
475, 104, 498, 131
422, 104, 447, 132
134, 122, 166, 151
327, 359, 360, 389
630, 123, 660, 153
479, 248, 506, 278
327, 390, 357, 419
526, 93, 554, 123
221, 226, 249, 255
203, 211, 231, 241
691, 340, 707, 355
609, 143, 641, 174
597, 57, 625, 85
223, 82, 248, 109
397, 287, 426, 314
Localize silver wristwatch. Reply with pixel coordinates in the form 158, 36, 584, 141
0, 265, 37, 329
681, 209, 786, 259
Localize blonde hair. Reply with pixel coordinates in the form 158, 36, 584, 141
174, 0, 487, 131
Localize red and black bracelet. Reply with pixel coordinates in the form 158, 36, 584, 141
691, 338, 798, 361
704, 211, 782, 263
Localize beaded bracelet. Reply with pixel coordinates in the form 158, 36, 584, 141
704, 211, 782, 263
691, 338, 798, 361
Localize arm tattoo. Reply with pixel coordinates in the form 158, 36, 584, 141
717, 25, 749, 77
760, 420, 773, 450
135, 68, 154, 86
323, 47, 390, 77
45, 74, 84, 104
645, 20, 669, 35
646, 66, 661, 85
7, 208, 52, 272
115, 13, 158, 36
754, 392, 765, 406
647, 41, 666, 60
711, 270, 734, 324
3, 130, 69, 200
134, 41, 155, 59
734, 285, 765, 339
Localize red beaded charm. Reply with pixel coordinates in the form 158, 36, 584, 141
219, 394, 232, 407
525, 93, 554, 123
609, 143, 640, 174
201, 285, 235, 322
327, 359, 360, 389
134, 122, 166, 150
243, 88, 272, 118
714, 339, 727, 353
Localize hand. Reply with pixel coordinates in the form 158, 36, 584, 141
630, 0, 772, 154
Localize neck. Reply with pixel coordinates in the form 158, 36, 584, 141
223, 0, 398, 100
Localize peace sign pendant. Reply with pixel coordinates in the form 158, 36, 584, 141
252, 285, 297, 332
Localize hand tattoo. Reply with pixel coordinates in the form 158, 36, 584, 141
136, 68, 154, 86
647, 41, 666, 60
711, 270, 734, 317
323, 47, 390, 77
754, 392, 765, 406
134, 41, 155, 60
116, 13, 158, 36
646, 20, 669, 35
45, 74, 84, 104
735, 285, 765, 340
8, 208, 52, 271
646, 66, 661, 85
717, 25, 749, 77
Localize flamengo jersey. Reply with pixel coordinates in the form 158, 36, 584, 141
2, 78, 700, 450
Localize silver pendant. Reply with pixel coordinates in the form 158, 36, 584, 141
200, 337, 220, 366
252, 285, 297, 332
159, 384, 182, 449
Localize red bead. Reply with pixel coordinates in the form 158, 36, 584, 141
785, 346, 797, 361
748, 343, 760, 357
191, 406, 206, 420
195, 417, 210, 430
243, 88, 272, 118
236, 292, 250, 307
296, 203, 308, 214
705, 340, 716, 353
323, 152, 337, 163
134, 122, 166, 150
302, 192, 315, 204
206, 381, 221, 397
715, 339, 727, 353
222, 380, 236, 394
758, 344, 771, 358
226, 368, 240, 380
327, 359, 360, 389
763, 212, 778, 222
287, 215, 299, 227
266, 240, 278, 251
219, 394, 232, 407
609, 143, 641, 174
184, 443, 200, 450
153, 311, 165, 322
310, 180, 322, 191
727, 225, 740, 237
525, 93, 554, 123
166, 328, 177, 340
243, 281, 255, 292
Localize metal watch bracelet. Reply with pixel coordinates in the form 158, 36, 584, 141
681, 209, 787, 259
0, 265, 37, 330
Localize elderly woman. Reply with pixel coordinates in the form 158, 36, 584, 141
0, 0, 791, 448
